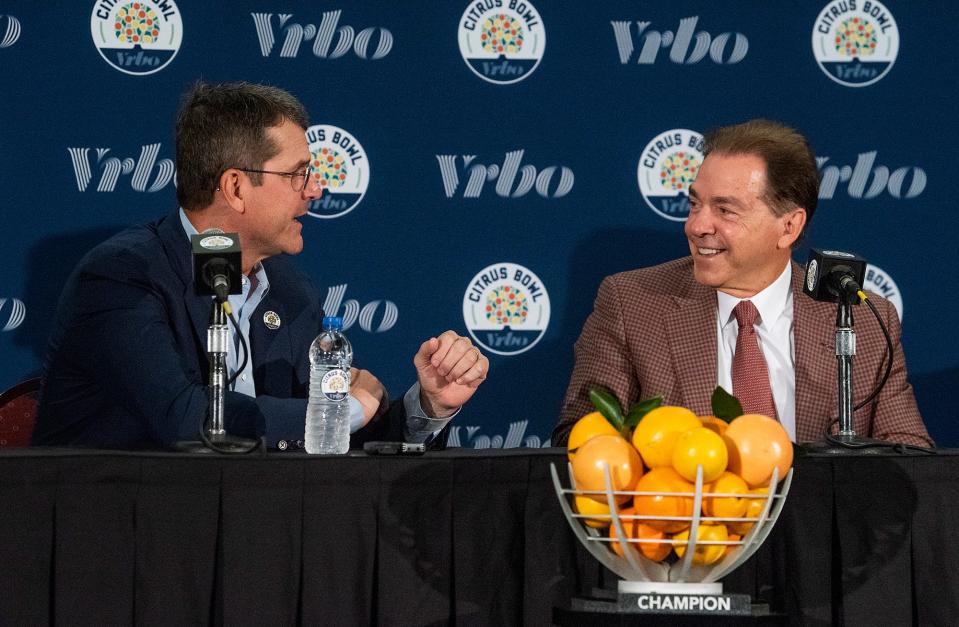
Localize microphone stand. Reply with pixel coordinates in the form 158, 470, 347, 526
835, 293, 855, 440
804, 291, 899, 455
207, 301, 230, 440
174, 299, 260, 453
204, 300, 260, 452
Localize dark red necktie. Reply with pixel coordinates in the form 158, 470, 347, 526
732, 300, 777, 418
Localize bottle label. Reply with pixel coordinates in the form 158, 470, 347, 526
320, 368, 350, 401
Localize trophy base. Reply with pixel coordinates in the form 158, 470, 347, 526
555, 602, 784, 625
566, 589, 756, 617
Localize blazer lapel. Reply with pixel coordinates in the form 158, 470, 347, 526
665, 278, 717, 415
250, 295, 293, 396
791, 262, 837, 441
182, 283, 215, 359
156, 210, 215, 355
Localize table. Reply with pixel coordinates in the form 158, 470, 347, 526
1, 448, 957, 626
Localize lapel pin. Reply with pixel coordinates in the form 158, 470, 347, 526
263, 311, 281, 330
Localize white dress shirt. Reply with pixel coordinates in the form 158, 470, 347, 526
716, 262, 796, 441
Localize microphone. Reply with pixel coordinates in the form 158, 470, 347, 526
191, 228, 242, 302
803, 248, 867, 304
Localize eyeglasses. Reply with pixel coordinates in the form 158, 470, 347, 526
233, 166, 314, 192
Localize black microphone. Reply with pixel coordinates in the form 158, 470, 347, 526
191, 228, 242, 302
803, 248, 867, 303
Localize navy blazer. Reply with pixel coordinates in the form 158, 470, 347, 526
34, 210, 406, 449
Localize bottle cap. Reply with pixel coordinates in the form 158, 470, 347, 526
322, 316, 343, 330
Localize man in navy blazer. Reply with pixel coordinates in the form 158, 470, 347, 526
34, 82, 489, 450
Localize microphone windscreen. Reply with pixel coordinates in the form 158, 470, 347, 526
191, 232, 242, 297
803, 248, 867, 303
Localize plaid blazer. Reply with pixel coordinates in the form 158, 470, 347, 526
554, 257, 932, 448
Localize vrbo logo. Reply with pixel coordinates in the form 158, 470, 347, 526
436, 150, 574, 199
0, 15, 21, 48
611, 16, 748, 65
252, 10, 393, 59
322, 284, 397, 333
447, 420, 550, 448
0, 298, 25, 332
817, 151, 926, 199
67, 143, 175, 193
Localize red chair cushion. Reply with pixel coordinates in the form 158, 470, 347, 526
0, 379, 40, 447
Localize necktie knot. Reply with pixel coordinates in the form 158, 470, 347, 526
734, 300, 760, 332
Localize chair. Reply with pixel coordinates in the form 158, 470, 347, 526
0, 377, 42, 447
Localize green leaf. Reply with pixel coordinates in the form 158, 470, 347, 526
711, 386, 742, 423
588, 386, 624, 430
624, 395, 664, 429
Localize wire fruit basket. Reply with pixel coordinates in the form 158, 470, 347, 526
551, 460, 792, 597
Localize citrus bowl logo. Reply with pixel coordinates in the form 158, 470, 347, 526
458, 1, 546, 85
637, 129, 704, 222
305, 124, 370, 219
863, 263, 903, 320
812, 1, 898, 87
90, 1, 182, 76
463, 263, 550, 356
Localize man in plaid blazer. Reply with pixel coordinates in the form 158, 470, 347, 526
554, 120, 932, 448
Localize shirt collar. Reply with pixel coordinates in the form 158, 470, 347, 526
177, 208, 269, 290
717, 261, 792, 330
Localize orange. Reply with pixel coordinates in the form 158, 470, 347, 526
702, 471, 749, 519
671, 427, 729, 483
700, 415, 729, 438
631, 406, 701, 468
672, 523, 729, 565
571, 435, 643, 503
567, 411, 620, 461
608, 508, 672, 561
724, 533, 742, 558
574, 494, 612, 529
632, 467, 695, 533
729, 487, 770, 536
723, 414, 793, 488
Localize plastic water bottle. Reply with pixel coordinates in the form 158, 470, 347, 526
305, 316, 353, 454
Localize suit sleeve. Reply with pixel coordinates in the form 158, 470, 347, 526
347, 398, 450, 450
866, 298, 934, 447
553, 275, 639, 445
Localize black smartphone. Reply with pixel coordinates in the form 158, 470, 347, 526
363, 441, 426, 455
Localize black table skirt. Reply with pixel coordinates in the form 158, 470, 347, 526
1, 448, 957, 626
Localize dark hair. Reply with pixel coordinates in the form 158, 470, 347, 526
175, 81, 309, 210
703, 119, 818, 244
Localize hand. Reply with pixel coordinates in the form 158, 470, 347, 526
350, 367, 389, 428
414, 330, 489, 418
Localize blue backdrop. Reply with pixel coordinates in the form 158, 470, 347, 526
1, 1, 955, 447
